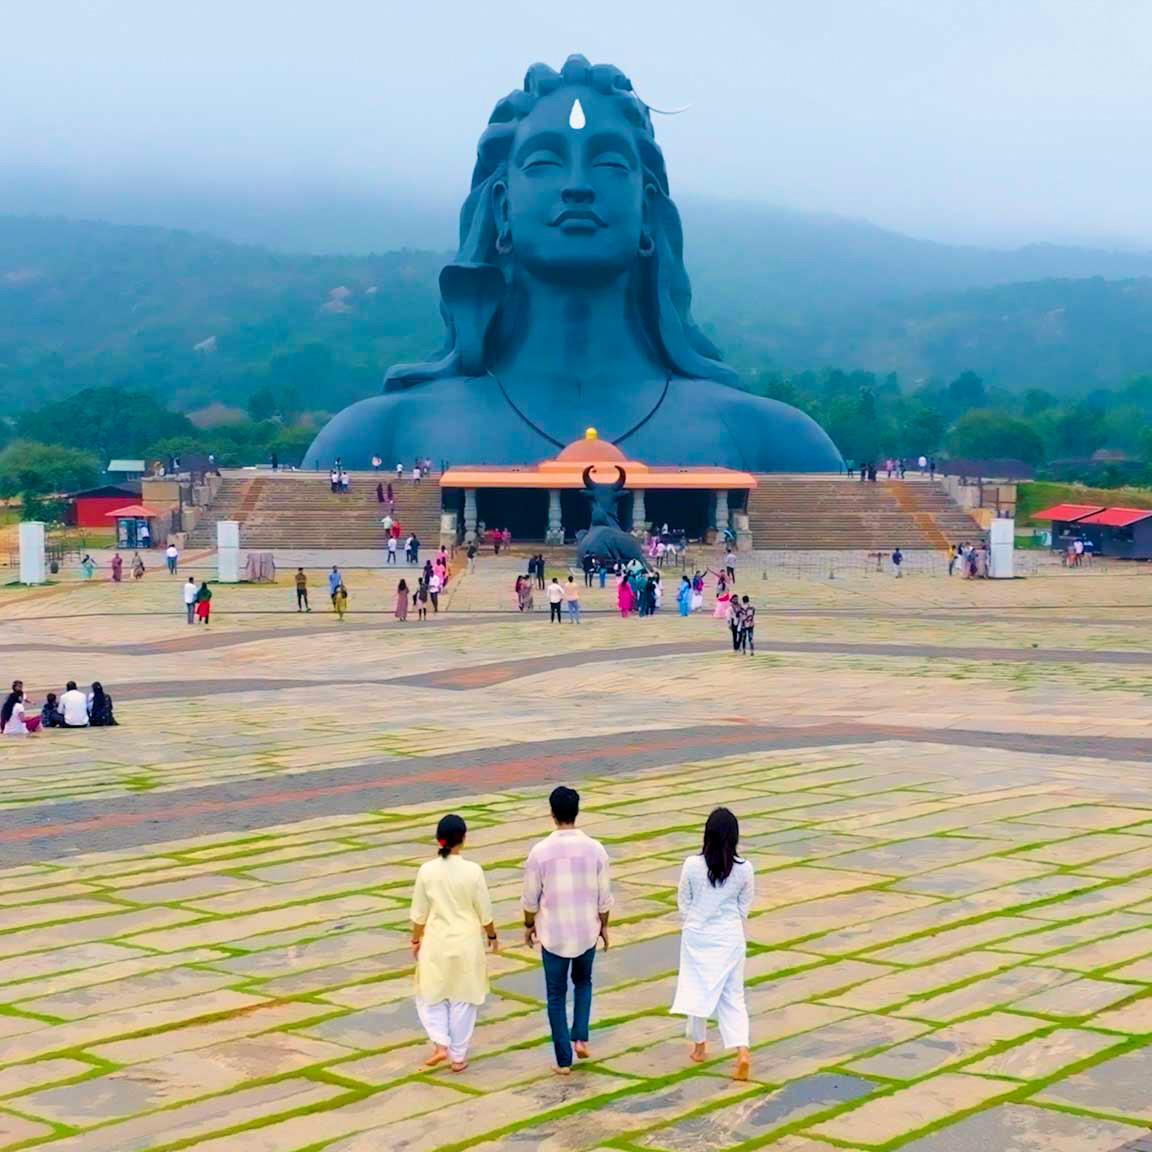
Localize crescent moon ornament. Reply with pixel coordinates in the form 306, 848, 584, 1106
631, 86, 693, 116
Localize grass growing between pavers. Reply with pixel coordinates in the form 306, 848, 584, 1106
8, 579, 1152, 1148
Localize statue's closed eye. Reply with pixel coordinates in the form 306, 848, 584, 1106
592, 153, 631, 171
523, 151, 564, 171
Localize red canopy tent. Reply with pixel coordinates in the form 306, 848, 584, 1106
104, 504, 162, 519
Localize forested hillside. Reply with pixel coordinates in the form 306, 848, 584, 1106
5, 211, 1152, 420
3, 209, 1152, 491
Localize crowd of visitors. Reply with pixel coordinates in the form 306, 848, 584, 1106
389, 547, 453, 622
948, 541, 992, 579
2, 678, 117, 735
410, 787, 752, 1079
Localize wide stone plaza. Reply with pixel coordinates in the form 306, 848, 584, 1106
4, 556, 1152, 1150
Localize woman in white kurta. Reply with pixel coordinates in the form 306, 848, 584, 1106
670, 807, 754, 1080
410, 814, 497, 1072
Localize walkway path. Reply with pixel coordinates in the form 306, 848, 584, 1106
2, 573, 1152, 1150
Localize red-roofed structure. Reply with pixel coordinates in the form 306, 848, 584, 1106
1076, 507, 1152, 528
1030, 504, 1103, 522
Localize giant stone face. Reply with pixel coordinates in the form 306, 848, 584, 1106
499, 85, 646, 278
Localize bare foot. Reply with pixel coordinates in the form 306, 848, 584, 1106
690, 1042, 708, 1064
573, 1041, 590, 1060
733, 1049, 750, 1081
422, 1045, 449, 1068
553, 1065, 572, 1076
450, 1061, 469, 1073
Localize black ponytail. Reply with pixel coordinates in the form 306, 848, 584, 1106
436, 813, 467, 858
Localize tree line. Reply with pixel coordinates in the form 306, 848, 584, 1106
2, 368, 1152, 517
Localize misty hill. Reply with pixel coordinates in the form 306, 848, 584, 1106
3, 208, 1152, 417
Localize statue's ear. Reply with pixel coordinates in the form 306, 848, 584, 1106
493, 180, 511, 234
641, 183, 657, 250
440, 263, 505, 376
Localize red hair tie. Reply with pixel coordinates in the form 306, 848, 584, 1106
437, 838, 446, 847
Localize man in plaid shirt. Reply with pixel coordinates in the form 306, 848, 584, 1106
522, 786, 614, 1072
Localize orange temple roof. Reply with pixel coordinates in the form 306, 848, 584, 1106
441, 429, 756, 490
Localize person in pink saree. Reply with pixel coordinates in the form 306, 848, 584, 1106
617, 575, 635, 618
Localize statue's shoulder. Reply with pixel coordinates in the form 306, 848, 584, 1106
670, 378, 843, 471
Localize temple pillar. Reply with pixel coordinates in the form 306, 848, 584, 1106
463, 488, 477, 541
714, 489, 730, 536
631, 488, 647, 533
546, 488, 564, 544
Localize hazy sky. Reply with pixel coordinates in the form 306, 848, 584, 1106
3, 0, 1151, 248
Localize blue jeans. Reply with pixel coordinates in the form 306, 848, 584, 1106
567, 600, 581, 623
542, 945, 595, 1068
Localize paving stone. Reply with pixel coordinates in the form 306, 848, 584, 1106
894, 1102, 1147, 1151
966, 1028, 1123, 1080
111, 873, 264, 903
866, 916, 1042, 964
637, 1074, 876, 1150
988, 911, 1151, 956
1014, 832, 1151, 866
1039, 1046, 1152, 1119
745, 959, 894, 1012
1102, 954, 1152, 982
824, 951, 1019, 1011
0, 1058, 94, 1098
749, 1014, 929, 1085
807, 1073, 1015, 1146
325, 1072, 637, 1152
1086, 996, 1152, 1034
1022, 881, 1152, 921
845, 1013, 1045, 1079
14, 966, 242, 1020
87, 1000, 341, 1064
0, 989, 271, 1066
122, 894, 395, 951
1012, 976, 1139, 1017
745, 891, 938, 948
0, 907, 198, 960
154, 1081, 469, 1152
0, 1111, 55, 1145
895, 858, 1054, 897
465, 1078, 743, 1149
205, 927, 409, 978
1015, 807, 1152, 832
895, 966, 1078, 1022
24, 1079, 346, 1152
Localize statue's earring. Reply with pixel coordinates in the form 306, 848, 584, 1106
638, 232, 655, 258
496, 226, 513, 255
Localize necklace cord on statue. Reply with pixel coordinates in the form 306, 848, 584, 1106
487, 371, 670, 449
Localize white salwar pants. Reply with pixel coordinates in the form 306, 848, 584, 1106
684, 965, 749, 1050
416, 998, 478, 1063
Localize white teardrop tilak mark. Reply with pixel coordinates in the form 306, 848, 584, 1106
569, 98, 586, 130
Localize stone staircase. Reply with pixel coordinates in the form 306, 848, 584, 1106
746, 476, 982, 550
186, 472, 444, 550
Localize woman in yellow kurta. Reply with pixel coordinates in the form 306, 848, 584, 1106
410, 813, 497, 1072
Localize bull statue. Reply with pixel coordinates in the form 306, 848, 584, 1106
577, 465, 646, 566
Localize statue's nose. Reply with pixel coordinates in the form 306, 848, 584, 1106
561, 185, 595, 204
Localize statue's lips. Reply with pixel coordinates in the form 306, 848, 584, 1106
551, 209, 605, 231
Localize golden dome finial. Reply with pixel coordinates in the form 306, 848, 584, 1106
585, 427, 598, 440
